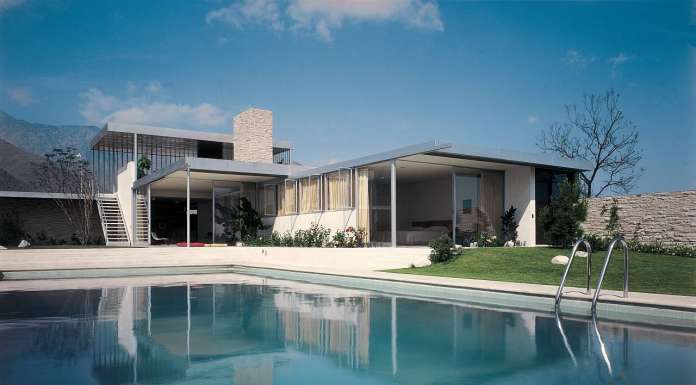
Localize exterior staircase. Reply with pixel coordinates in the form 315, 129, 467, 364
96, 194, 130, 246
134, 194, 149, 245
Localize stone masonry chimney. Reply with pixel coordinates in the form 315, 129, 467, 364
233, 108, 273, 163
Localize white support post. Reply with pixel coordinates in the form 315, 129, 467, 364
186, 167, 191, 247
147, 184, 151, 246
211, 181, 215, 244
452, 169, 456, 244
131, 133, 138, 246
390, 160, 397, 248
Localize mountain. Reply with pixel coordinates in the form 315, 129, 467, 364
0, 110, 99, 158
0, 137, 44, 191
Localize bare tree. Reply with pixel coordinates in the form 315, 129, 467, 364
34, 148, 99, 245
538, 90, 643, 197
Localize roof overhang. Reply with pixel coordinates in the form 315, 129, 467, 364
289, 140, 453, 179
429, 143, 593, 171
132, 157, 294, 190
91, 122, 293, 150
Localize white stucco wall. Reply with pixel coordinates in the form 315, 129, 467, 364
263, 209, 356, 235
116, 161, 136, 244
504, 166, 536, 246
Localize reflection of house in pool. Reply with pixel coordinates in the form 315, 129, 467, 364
5, 280, 691, 385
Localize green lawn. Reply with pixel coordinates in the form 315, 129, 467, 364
390, 247, 696, 296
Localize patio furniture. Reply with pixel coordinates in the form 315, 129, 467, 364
151, 232, 169, 245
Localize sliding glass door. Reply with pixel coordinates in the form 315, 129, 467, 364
453, 170, 504, 245
454, 173, 480, 245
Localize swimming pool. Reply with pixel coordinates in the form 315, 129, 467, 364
1, 274, 694, 385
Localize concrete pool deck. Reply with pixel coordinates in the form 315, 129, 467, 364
1, 246, 694, 315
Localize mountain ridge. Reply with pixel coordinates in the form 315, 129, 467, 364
0, 109, 99, 158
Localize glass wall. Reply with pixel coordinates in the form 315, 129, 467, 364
395, 161, 452, 245
324, 169, 353, 210
357, 162, 392, 244
299, 176, 321, 213
454, 169, 504, 246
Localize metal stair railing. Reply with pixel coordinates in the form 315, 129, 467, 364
555, 239, 592, 308
591, 236, 629, 313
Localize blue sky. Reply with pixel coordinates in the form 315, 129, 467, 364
1, 0, 694, 194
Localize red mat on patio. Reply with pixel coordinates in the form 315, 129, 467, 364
175, 242, 206, 247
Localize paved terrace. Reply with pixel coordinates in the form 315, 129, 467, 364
0, 246, 694, 313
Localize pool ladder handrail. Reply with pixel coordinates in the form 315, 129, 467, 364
591, 236, 629, 313
555, 239, 592, 308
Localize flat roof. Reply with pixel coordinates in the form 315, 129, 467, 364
290, 140, 591, 178
430, 143, 593, 171
132, 157, 301, 190
90, 122, 293, 150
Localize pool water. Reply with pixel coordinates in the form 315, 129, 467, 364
0, 275, 694, 385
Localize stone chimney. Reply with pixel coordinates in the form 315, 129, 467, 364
233, 108, 273, 163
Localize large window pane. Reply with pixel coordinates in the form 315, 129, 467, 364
299, 176, 321, 213
357, 162, 391, 244
324, 169, 353, 210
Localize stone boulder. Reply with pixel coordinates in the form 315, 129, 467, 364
551, 255, 569, 265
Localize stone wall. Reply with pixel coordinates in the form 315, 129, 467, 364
0, 197, 103, 246
233, 108, 273, 163
583, 190, 696, 245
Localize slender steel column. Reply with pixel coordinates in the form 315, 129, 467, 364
132, 133, 138, 246
186, 167, 191, 247
147, 184, 152, 246
211, 181, 215, 243
452, 169, 456, 243
390, 160, 397, 247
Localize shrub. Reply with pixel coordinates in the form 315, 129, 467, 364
601, 198, 621, 237
585, 232, 609, 251
538, 181, 587, 247
303, 223, 330, 247
332, 230, 348, 247
478, 232, 496, 247
428, 234, 455, 263
500, 206, 519, 243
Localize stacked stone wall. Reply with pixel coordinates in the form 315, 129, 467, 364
583, 190, 696, 245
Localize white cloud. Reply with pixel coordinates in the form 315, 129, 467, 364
608, 52, 634, 78
527, 115, 538, 125
207, 0, 444, 42
206, 0, 284, 30
8, 87, 35, 106
562, 49, 595, 69
78, 87, 229, 128
145, 81, 162, 94
0, 0, 24, 14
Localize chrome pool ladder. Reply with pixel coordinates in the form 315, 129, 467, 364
555, 239, 592, 308
591, 236, 629, 313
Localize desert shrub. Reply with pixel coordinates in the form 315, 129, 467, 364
428, 234, 455, 263
281, 231, 294, 247
538, 181, 587, 247
585, 232, 609, 251
331, 227, 367, 248
478, 232, 500, 247
626, 240, 696, 258
601, 199, 621, 237
303, 223, 330, 247
500, 206, 518, 243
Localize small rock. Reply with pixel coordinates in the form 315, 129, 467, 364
504, 240, 514, 247
551, 255, 569, 265
0, 245, 6, 250
575, 250, 588, 258
17, 240, 30, 248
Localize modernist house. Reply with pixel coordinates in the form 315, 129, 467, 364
88, 108, 591, 247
